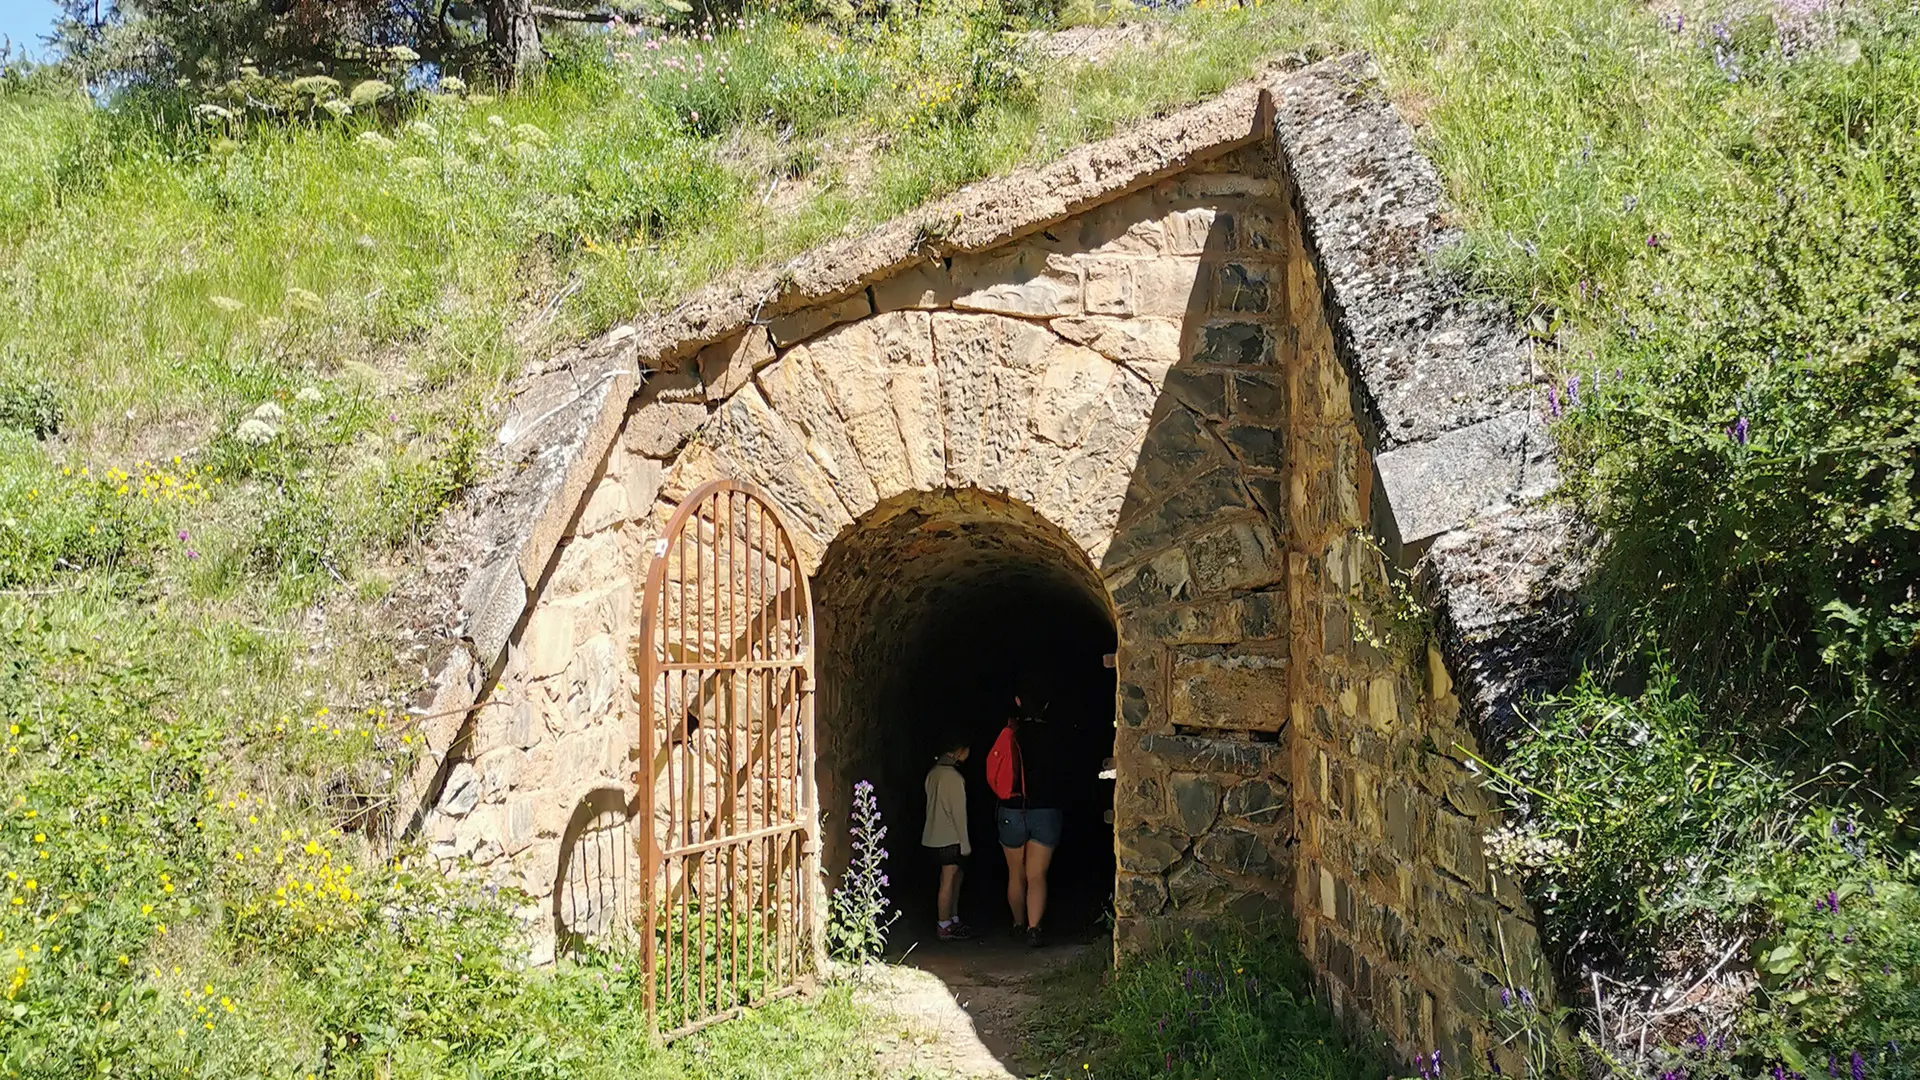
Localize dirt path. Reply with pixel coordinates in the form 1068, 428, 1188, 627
853, 929, 1098, 1080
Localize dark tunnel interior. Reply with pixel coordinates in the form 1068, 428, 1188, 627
812, 490, 1118, 949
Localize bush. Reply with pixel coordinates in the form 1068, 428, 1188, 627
1482, 669, 1920, 1074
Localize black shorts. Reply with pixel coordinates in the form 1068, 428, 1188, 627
928, 844, 964, 866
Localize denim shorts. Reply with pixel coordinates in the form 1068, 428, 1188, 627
996, 806, 1063, 849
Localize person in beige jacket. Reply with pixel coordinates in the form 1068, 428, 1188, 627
922, 732, 974, 941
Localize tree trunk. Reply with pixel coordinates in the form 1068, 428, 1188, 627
486, 0, 543, 84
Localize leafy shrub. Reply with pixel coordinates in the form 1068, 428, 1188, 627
0, 378, 59, 439
1483, 669, 1920, 1072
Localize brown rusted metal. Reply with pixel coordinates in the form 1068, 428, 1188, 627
635, 479, 816, 1041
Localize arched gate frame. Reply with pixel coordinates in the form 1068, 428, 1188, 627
635, 479, 819, 1040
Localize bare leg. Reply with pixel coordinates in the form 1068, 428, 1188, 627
1023, 841, 1054, 930
1002, 844, 1027, 929
937, 864, 961, 922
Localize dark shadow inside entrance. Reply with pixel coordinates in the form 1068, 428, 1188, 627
812, 490, 1117, 954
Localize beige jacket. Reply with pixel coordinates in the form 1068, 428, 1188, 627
921, 758, 970, 855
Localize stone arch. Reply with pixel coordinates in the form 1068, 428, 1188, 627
809, 488, 1120, 926
553, 782, 635, 956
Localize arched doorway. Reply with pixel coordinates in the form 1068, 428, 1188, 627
812, 488, 1118, 945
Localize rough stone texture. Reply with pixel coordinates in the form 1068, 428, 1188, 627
401, 58, 1580, 1054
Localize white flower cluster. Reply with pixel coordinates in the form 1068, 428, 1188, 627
1483, 824, 1571, 873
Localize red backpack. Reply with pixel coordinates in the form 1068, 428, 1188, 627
985, 720, 1025, 802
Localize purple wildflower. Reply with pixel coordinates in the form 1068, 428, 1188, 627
1833, 1057, 1842, 1077
1549, 387, 1563, 418
1733, 416, 1750, 445
1648, 233, 1662, 248
1432, 1049, 1443, 1078
1519, 988, 1535, 1008
1487, 1051, 1502, 1076
1853, 1051, 1866, 1080
1829, 889, 1840, 912
1500, 987, 1512, 1008
1567, 375, 1582, 408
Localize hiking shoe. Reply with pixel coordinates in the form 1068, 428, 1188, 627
937, 921, 973, 941
1026, 925, 1045, 949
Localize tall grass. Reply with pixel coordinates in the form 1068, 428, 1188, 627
1023, 924, 1385, 1080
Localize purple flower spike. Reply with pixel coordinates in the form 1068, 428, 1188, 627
1832, 1057, 1841, 1077
1853, 1052, 1866, 1080
1829, 889, 1840, 913
1567, 375, 1581, 408
1734, 417, 1749, 445
1487, 1051, 1501, 1076
1548, 388, 1563, 418
1500, 987, 1512, 1008
1432, 1049, 1443, 1078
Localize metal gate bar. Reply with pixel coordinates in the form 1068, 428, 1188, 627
637, 479, 816, 1040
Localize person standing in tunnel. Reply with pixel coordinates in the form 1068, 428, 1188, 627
922, 732, 974, 941
990, 695, 1064, 948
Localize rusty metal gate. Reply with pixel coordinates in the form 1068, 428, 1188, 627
636, 478, 818, 1039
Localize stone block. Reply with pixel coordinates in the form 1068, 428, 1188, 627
1164, 368, 1228, 420
1197, 826, 1273, 876
1230, 371, 1288, 424
1212, 263, 1274, 314
1117, 822, 1189, 874
1373, 410, 1558, 548
1137, 733, 1281, 776
1051, 316, 1182, 366
1116, 871, 1169, 918
571, 473, 630, 537
1222, 778, 1283, 825
1167, 859, 1229, 910
462, 555, 530, 669
438, 762, 482, 817
1192, 322, 1275, 366
1118, 682, 1152, 729
769, 292, 872, 348
1163, 207, 1222, 255
1170, 775, 1222, 835
1030, 343, 1117, 447
1081, 258, 1135, 315
523, 610, 576, 681
950, 246, 1082, 317
696, 326, 776, 402
872, 259, 955, 311
1133, 257, 1204, 318
625, 369, 709, 456
756, 347, 879, 517
1170, 644, 1288, 732
1186, 519, 1286, 593
1223, 425, 1284, 471
1115, 773, 1163, 824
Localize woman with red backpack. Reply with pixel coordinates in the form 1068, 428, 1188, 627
986, 695, 1063, 947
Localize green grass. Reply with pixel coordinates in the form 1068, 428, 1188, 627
1020, 924, 1383, 1080
4, 0, 1919, 1072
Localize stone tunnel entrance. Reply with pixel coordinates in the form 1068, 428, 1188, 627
813, 489, 1118, 943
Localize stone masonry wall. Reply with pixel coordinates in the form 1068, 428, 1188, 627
1278, 137, 1552, 1065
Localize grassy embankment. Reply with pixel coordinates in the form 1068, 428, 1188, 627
3, 0, 1917, 1074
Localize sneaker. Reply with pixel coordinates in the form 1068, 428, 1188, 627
937, 921, 973, 941
1026, 925, 1045, 949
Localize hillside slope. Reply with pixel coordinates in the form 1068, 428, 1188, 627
2, 0, 1916, 1075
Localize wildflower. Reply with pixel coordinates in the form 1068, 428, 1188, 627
1727, 417, 1749, 446
1853, 1052, 1865, 1080
1548, 387, 1562, 418
1566, 375, 1581, 408
1487, 1051, 1502, 1076
1500, 986, 1512, 1008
